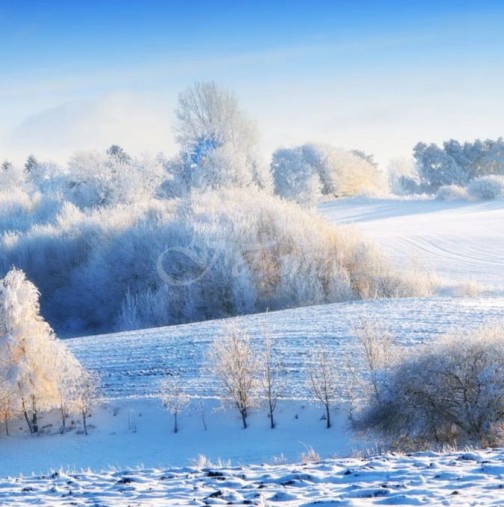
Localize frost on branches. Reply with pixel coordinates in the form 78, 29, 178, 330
0, 269, 97, 434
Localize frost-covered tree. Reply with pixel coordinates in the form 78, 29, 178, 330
259, 329, 285, 429
271, 143, 386, 203
413, 142, 468, 190
171, 81, 272, 194
54, 345, 85, 432
0, 161, 26, 191
209, 323, 259, 429
160, 373, 190, 433
0, 269, 89, 434
411, 138, 504, 193
106, 144, 131, 164
24, 154, 39, 174
65, 150, 165, 208
72, 368, 100, 435
307, 345, 340, 429
271, 147, 322, 207
351, 319, 397, 405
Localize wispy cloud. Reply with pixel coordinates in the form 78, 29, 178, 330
4, 93, 176, 162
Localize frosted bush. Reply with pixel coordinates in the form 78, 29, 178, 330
271, 143, 387, 204
115, 189, 432, 332
467, 175, 504, 200
435, 184, 469, 201
1, 185, 433, 334
361, 326, 504, 447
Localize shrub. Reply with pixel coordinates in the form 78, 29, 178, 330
467, 175, 504, 200
271, 143, 387, 204
2, 187, 433, 334
361, 327, 504, 447
117, 189, 433, 332
435, 184, 469, 201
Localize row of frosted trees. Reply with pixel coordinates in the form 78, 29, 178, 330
162, 320, 504, 449
161, 323, 340, 432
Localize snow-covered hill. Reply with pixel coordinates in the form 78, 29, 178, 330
2, 197, 504, 504
321, 197, 504, 294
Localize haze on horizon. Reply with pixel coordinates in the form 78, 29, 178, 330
1, 0, 504, 167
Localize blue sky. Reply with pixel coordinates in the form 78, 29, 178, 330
1, 0, 504, 165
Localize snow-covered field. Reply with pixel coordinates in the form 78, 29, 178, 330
321, 197, 504, 295
5, 448, 504, 506
2, 197, 504, 505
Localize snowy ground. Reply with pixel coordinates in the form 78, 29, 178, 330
4, 448, 504, 506
2, 197, 504, 504
321, 197, 504, 295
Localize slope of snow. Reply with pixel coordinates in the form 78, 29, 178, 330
320, 197, 504, 294
0, 296, 500, 478
2, 196, 504, 504
68, 297, 504, 400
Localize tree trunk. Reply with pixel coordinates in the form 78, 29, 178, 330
325, 403, 331, 429
82, 410, 88, 435
31, 396, 38, 434
23, 410, 33, 433
32, 412, 38, 434
60, 405, 66, 433
21, 397, 34, 434
269, 400, 276, 429
4, 416, 9, 436
240, 409, 248, 429
174, 411, 178, 433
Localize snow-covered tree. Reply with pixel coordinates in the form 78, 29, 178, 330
411, 138, 504, 193
307, 345, 340, 429
53, 345, 85, 432
209, 323, 259, 429
172, 81, 272, 194
271, 143, 386, 203
160, 373, 190, 433
351, 319, 397, 405
72, 368, 100, 435
413, 142, 468, 190
24, 154, 39, 174
65, 150, 165, 208
0, 161, 26, 190
467, 175, 504, 200
0, 269, 91, 434
271, 147, 322, 207
259, 328, 285, 429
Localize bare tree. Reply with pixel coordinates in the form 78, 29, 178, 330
160, 373, 190, 433
209, 323, 259, 429
352, 318, 397, 404
73, 369, 100, 435
260, 328, 285, 429
307, 344, 340, 429
54, 346, 83, 433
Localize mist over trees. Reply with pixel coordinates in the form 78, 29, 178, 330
0, 82, 432, 336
